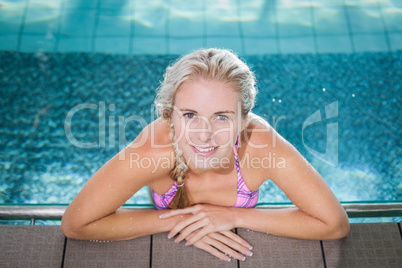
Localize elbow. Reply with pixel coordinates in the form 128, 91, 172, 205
326, 213, 350, 240
60, 222, 75, 239
61, 214, 87, 240
332, 219, 350, 239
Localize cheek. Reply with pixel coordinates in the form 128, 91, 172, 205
172, 119, 196, 149
212, 124, 239, 146
214, 130, 231, 144
171, 116, 184, 141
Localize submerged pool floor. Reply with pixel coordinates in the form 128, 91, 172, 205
0, 51, 400, 204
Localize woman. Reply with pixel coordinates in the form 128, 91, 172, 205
61, 48, 349, 262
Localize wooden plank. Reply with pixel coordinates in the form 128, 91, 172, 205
151, 232, 237, 267
323, 223, 402, 268
0, 225, 65, 268
237, 229, 324, 267
64, 236, 150, 267
1, 222, 401, 267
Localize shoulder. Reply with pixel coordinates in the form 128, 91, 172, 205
241, 113, 298, 178
243, 112, 293, 152
117, 118, 175, 183
131, 117, 172, 149
244, 113, 319, 182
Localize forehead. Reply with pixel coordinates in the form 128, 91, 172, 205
174, 78, 240, 113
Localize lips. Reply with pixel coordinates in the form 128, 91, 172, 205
191, 145, 219, 156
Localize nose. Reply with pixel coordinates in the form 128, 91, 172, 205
190, 117, 212, 144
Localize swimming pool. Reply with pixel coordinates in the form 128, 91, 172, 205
0, 1, 401, 213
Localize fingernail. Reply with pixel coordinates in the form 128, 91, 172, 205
174, 238, 180, 243
248, 245, 253, 250
159, 214, 165, 219
167, 234, 172, 239
241, 256, 246, 261
245, 251, 253, 257
185, 241, 190, 246
222, 256, 231, 262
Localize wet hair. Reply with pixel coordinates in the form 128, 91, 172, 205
155, 48, 257, 209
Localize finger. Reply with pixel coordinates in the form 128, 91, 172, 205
184, 220, 213, 245
185, 232, 195, 241
175, 218, 209, 243
204, 235, 246, 261
210, 232, 253, 257
159, 206, 200, 219
185, 228, 200, 240
220, 230, 253, 250
168, 212, 205, 239
194, 240, 232, 262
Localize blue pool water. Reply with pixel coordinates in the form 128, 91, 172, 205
0, 0, 401, 206
0, 50, 400, 205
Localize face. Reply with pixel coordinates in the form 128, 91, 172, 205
171, 77, 244, 171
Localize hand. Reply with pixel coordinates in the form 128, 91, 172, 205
186, 230, 253, 262
159, 204, 242, 246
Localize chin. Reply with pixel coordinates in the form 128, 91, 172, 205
185, 148, 231, 171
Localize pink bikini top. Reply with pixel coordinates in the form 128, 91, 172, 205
150, 146, 259, 210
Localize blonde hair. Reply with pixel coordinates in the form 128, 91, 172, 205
155, 48, 257, 209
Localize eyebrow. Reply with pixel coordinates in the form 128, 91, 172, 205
180, 108, 235, 115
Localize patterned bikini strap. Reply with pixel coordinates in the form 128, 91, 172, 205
233, 146, 239, 157
233, 146, 240, 165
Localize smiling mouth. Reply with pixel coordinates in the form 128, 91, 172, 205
193, 146, 218, 152
191, 145, 219, 155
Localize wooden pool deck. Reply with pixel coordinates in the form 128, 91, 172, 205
0, 222, 401, 267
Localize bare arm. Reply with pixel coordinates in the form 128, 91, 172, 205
61, 121, 180, 240
61, 120, 253, 262
236, 115, 349, 239
162, 121, 349, 243
232, 146, 349, 240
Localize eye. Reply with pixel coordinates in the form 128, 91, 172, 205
183, 112, 195, 119
217, 114, 229, 121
